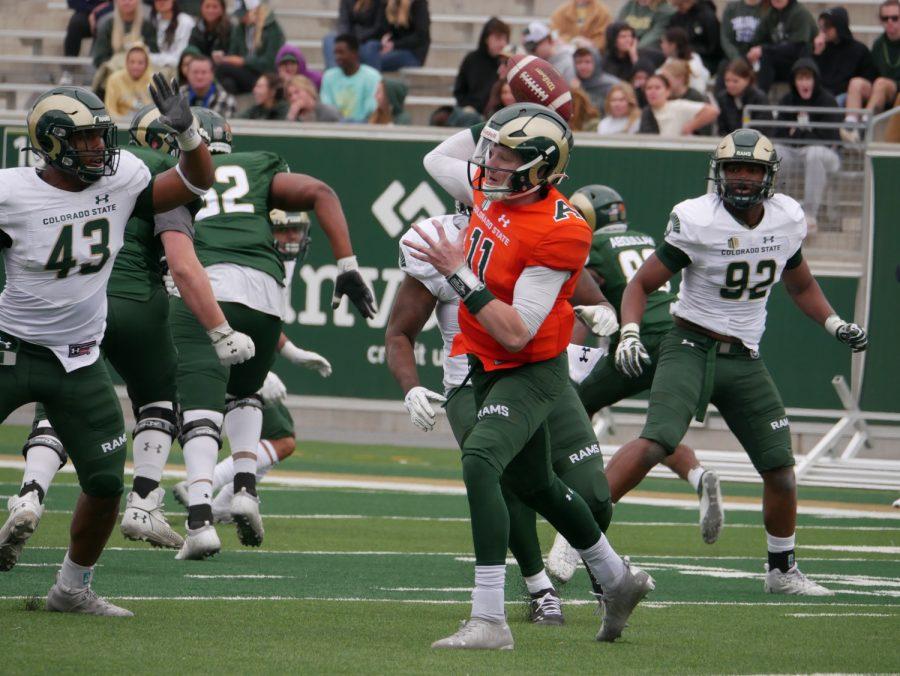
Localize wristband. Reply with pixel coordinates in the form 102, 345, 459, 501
206, 322, 232, 342
824, 314, 843, 337
463, 286, 495, 314
336, 255, 358, 273
446, 265, 482, 300
280, 340, 303, 362
175, 123, 202, 152
620, 322, 641, 337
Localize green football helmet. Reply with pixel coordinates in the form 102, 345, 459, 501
710, 129, 779, 209
191, 106, 233, 154
570, 184, 627, 232
269, 209, 312, 262
469, 102, 573, 201
128, 104, 178, 156
26, 86, 119, 183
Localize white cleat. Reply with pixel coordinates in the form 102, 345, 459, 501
546, 532, 581, 583
174, 522, 221, 560
0, 491, 44, 572
120, 488, 184, 549
764, 564, 834, 596
698, 470, 724, 544
431, 618, 514, 650
211, 485, 235, 524
596, 560, 655, 642
230, 488, 264, 547
172, 481, 189, 508
46, 576, 133, 617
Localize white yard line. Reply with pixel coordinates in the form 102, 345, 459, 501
803, 545, 900, 554
184, 574, 294, 580
786, 612, 895, 617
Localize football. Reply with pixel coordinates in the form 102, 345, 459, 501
505, 54, 573, 121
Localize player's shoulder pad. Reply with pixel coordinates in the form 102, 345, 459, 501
768, 193, 806, 227
669, 193, 718, 238
112, 147, 152, 186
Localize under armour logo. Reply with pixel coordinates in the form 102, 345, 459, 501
132, 513, 147, 523
579, 346, 590, 363
143, 442, 163, 454
95, 193, 109, 205
497, 214, 510, 228
681, 339, 696, 348
0, 339, 11, 349
763, 235, 775, 243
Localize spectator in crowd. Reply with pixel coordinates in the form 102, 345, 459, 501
64, 0, 111, 58
569, 86, 602, 129
324, 0, 384, 70
484, 79, 518, 116
104, 42, 154, 120
638, 71, 718, 135
321, 33, 382, 122
746, 0, 818, 92
285, 74, 342, 122
454, 17, 511, 115
598, 81, 642, 133
374, 0, 431, 71
661, 26, 711, 92
813, 7, 876, 102
91, 0, 157, 92
369, 78, 413, 124
522, 21, 576, 82
573, 46, 620, 110
150, 0, 195, 75
630, 55, 658, 105
715, 57, 769, 133
189, 0, 232, 57
845, 0, 900, 136
721, 0, 767, 63
237, 72, 289, 119
618, 0, 675, 49
602, 22, 663, 81
177, 45, 201, 85
667, 0, 721, 74
550, 0, 613, 51
660, 59, 715, 133
214, 0, 286, 94
773, 58, 842, 231
182, 53, 236, 117
276, 44, 323, 91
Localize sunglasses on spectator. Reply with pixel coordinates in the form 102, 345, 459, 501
880, 13, 899, 21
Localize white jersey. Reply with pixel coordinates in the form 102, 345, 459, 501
665, 192, 806, 353
398, 215, 608, 392
0, 152, 151, 371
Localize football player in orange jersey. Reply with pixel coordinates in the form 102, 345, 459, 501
405, 103, 654, 650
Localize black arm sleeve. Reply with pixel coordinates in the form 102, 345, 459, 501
785, 246, 803, 270
656, 241, 691, 272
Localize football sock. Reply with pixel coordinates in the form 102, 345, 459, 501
223, 404, 263, 478
21, 427, 61, 501
504, 488, 544, 578
18, 481, 45, 504
132, 401, 174, 485
578, 534, 626, 589
132, 476, 158, 500
471, 565, 506, 622
212, 457, 234, 492
181, 409, 222, 514
60, 553, 93, 589
256, 440, 279, 474
688, 466, 705, 493
523, 570, 554, 595
766, 531, 796, 573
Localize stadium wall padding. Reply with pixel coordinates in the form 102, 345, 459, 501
0, 124, 863, 410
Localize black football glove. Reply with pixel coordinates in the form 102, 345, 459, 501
148, 73, 193, 134
332, 257, 377, 319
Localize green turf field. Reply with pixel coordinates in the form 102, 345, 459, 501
0, 424, 897, 673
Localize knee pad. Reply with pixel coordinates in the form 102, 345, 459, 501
178, 416, 222, 450
132, 404, 178, 441
225, 394, 264, 415
23, 422, 68, 469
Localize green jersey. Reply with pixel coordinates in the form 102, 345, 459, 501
105, 147, 174, 301
586, 224, 675, 336
193, 151, 286, 284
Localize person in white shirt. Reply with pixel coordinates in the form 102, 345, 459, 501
150, 0, 196, 74
638, 72, 718, 135
598, 81, 642, 133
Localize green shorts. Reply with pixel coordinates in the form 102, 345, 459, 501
261, 400, 295, 440
0, 332, 126, 497
641, 325, 794, 473
169, 298, 282, 411
576, 331, 667, 415
103, 289, 177, 410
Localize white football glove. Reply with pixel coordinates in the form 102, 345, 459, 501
258, 371, 287, 404
614, 323, 651, 378
162, 270, 178, 296
207, 322, 255, 366
404, 386, 447, 432
574, 304, 620, 337
280, 340, 332, 377
825, 315, 868, 353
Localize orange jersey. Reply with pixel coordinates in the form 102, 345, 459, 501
451, 186, 591, 370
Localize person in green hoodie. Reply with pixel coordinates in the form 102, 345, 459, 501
618, 0, 674, 49
721, 0, 767, 62
213, 0, 286, 94
746, 0, 818, 91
